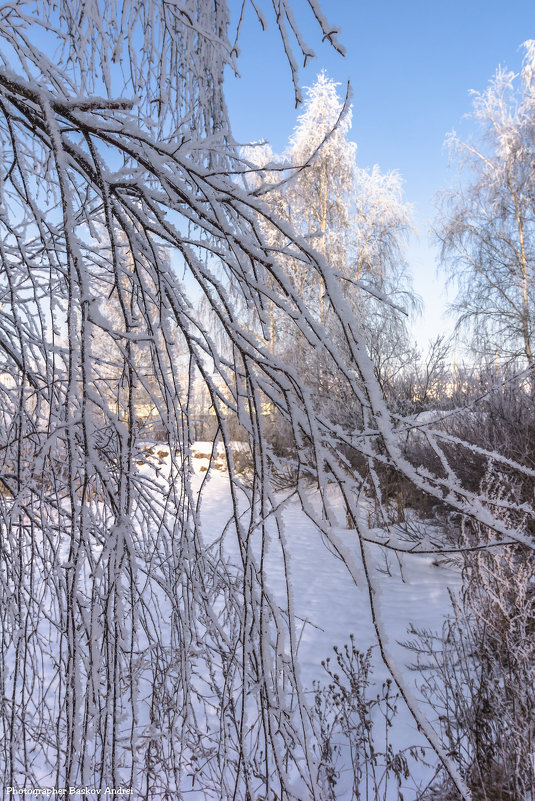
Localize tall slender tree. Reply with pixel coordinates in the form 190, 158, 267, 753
247, 74, 416, 398
438, 40, 535, 376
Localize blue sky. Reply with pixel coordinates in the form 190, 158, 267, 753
224, 0, 535, 351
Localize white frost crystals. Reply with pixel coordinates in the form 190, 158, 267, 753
0, 2, 533, 800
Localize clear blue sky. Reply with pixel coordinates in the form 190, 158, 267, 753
224, 0, 535, 351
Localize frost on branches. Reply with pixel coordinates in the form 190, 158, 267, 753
0, 2, 532, 800
438, 40, 535, 373
243, 73, 417, 402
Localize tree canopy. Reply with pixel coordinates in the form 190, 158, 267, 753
438, 41, 535, 371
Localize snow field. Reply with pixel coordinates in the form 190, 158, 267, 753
186, 442, 461, 798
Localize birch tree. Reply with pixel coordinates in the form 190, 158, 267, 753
0, 3, 533, 799
438, 40, 535, 375
247, 74, 416, 400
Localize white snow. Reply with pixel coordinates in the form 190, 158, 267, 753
188, 442, 462, 798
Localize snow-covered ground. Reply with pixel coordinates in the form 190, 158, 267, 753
5, 441, 461, 800
189, 443, 461, 798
